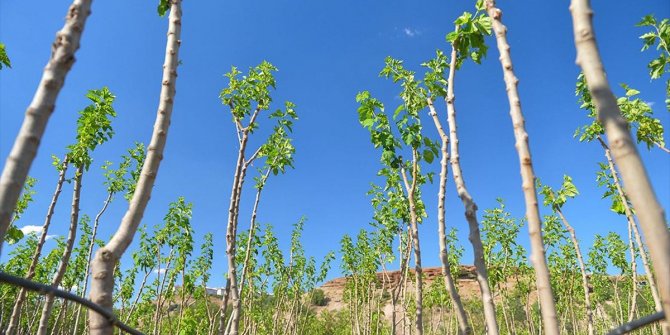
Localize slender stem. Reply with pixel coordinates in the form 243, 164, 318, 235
555, 209, 594, 335
426, 99, 472, 335
6, 157, 68, 335
485, 2, 559, 334
37, 167, 83, 335
442, 30, 501, 334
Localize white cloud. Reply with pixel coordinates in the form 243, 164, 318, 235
153, 268, 168, 275
45, 235, 58, 241
645, 101, 655, 107
20, 225, 43, 235
403, 27, 420, 37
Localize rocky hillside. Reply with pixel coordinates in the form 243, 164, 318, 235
315, 265, 484, 314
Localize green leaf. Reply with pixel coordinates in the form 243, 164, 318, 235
423, 149, 434, 164
637, 15, 656, 27
157, 0, 170, 17
0, 43, 11, 70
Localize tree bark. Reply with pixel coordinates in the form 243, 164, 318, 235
426, 99, 472, 335
6, 158, 68, 335
597, 136, 667, 333
0, 0, 92, 251
37, 167, 83, 335
485, 2, 559, 334
225, 141, 250, 335
88, 1, 182, 333
570, 0, 670, 328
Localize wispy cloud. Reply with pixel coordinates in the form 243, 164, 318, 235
153, 268, 168, 275
19, 225, 58, 240
20, 225, 42, 235
403, 27, 421, 38
645, 101, 655, 107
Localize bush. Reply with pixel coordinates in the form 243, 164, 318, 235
310, 289, 328, 306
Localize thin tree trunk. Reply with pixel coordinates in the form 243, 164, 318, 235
239, 168, 271, 292
0, 0, 92, 250
440, 34, 500, 335
218, 276, 231, 335
153, 249, 175, 335
50, 300, 68, 335
88, 1, 182, 333
37, 167, 83, 335
176, 264, 187, 335
654, 142, 670, 154
485, 2, 559, 334
123, 269, 151, 324
426, 100, 471, 335
597, 136, 667, 333
225, 146, 248, 335
73, 191, 113, 332
555, 209, 594, 335
570, 0, 670, 329
6, 158, 68, 335
627, 220, 638, 323
400, 154, 423, 335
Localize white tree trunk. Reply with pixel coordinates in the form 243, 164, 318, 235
485, 2, 559, 334
0, 0, 92, 251
571, 0, 670, 329
88, 1, 182, 334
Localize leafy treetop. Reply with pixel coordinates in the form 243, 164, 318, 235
66, 87, 117, 170
575, 74, 666, 150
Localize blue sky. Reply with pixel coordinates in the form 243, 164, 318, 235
1, 0, 669, 288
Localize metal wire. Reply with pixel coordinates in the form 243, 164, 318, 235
606, 311, 665, 335
0, 271, 144, 335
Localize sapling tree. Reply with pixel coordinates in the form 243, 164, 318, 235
484, 1, 559, 333
219, 60, 297, 335
73, 142, 145, 331
0, 0, 93, 249
576, 75, 665, 327
239, 120, 296, 298
357, 64, 440, 333
576, 75, 668, 154
37, 86, 116, 335
367, 179, 410, 335
538, 176, 594, 335
422, 5, 499, 334
637, 15, 670, 111
150, 197, 193, 335
570, 0, 670, 327
481, 198, 527, 334
6, 177, 38, 245
374, 56, 473, 335
89, 1, 183, 333
6, 156, 68, 335
5, 87, 116, 335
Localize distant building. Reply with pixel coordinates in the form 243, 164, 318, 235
205, 287, 225, 296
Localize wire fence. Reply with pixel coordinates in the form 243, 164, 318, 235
0, 271, 144, 335
606, 311, 666, 335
